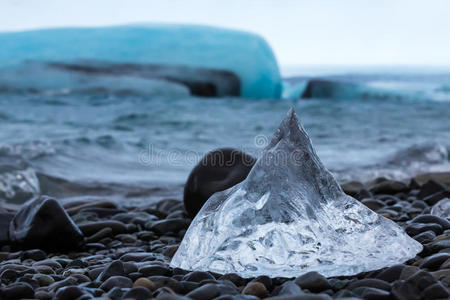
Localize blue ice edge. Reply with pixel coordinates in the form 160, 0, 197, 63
0, 24, 282, 99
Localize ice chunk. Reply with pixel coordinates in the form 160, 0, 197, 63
0, 155, 40, 204
431, 198, 450, 219
0, 25, 281, 99
171, 109, 422, 278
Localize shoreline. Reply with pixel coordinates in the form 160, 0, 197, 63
0, 171, 449, 299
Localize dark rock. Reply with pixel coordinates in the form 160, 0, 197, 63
411, 214, 450, 230
120, 252, 159, 262
429, 239, 450, 253
406, 270, 437, 290
157, 294, 191, 300
149, 276, 183, 294
186, 283, 221, 300
9, 196, 84, 251
107, 286, 124, 300
139, 265, 169, 276
148, 218, 190, 234
0, 212, 14, 245
265, 294, 332, 300
376, 264, 406, 283
421, 282, 449, 299
184, 148, 256, 218
33, 258, 63, 269
370, 180, 408, 195
355, 189, 373, 201
48, 276, 78, 292
54, 286, 84, 300
182, 271, 216, 282
250, 275, 272, 291
0, 282, 34, 299
35, 290, 52, 300
341, 181, 364, 197
358, 287, 391, 299
96, 260, 125, 281
391, 280, 420, 300
419, 253, 450, 270
361, 199, 385, 211
99, 275, 132, 291
85, 227, 113, 243
20, 249, 47, 261
278, 281, 304, 295
418, 180, 446, 199
294, 272, 331, 292
219, 273, 247, 287
347, 278, 391, 291
122, 286, 153, 300
405, 223, 442, 236
180, 280, 200, 293
412, 230, 436, 244
423, 190, 450, 206
78, 220, 127, 236
242, 282, 269, 298
17, 276, 39, 289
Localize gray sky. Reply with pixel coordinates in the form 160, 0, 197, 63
1, 0, 450, 67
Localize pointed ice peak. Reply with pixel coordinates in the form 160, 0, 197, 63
171, 109, 422, 278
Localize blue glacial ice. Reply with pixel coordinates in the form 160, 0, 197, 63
171, 109, 422, 278
0, 25, 282, 99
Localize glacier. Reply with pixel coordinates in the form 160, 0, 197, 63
171, 109, 422, 278
0, 25, 281, 99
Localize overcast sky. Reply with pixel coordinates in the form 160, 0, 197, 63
1, 0, 450, 67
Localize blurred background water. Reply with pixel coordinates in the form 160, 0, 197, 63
1, 64, 450, 204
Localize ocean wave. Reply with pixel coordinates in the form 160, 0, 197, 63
0, 141, 56, 160
336, 142, 450, 183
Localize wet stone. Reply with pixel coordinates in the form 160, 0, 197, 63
123, 286, 154, 300
413, 230, 436, 244
406, 270, 437, 290
429, 239, 450, 253
347, 278, 391, 291
242, 282, 269, 298
99, 275, 132, 291
361, 199, 385, 211
412, 214, 450, 229
405, 223, 443, 236
78, 220, 127, 236
294, 272, 331, 293
419, 253, 450, 270
149, 276, 184, 294
277, 281, 304, 295
421, 282, 449, 299
139, 264, 170, 276
148, 218, 191, 235
375, 264, 406, 283
418, 180, 446, 199
423, 190, 450, 206
32, 273, 55, 286
186, 283, 221, 300
0, 282, 34, 299
54, 286, 84, 300
182, 271, 216, 282
134, 277, 156, 290
96, 260, 125, 281
391, 280, 420, 300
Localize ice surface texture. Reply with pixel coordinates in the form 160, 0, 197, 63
171, 109, 422, 278
0, 25, 281, 99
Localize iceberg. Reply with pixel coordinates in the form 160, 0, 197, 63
299, 79, 407, 100
171, 109, 422, 278
0, 25, 281, 99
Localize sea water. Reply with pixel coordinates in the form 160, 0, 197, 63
0, 65, 450, 203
